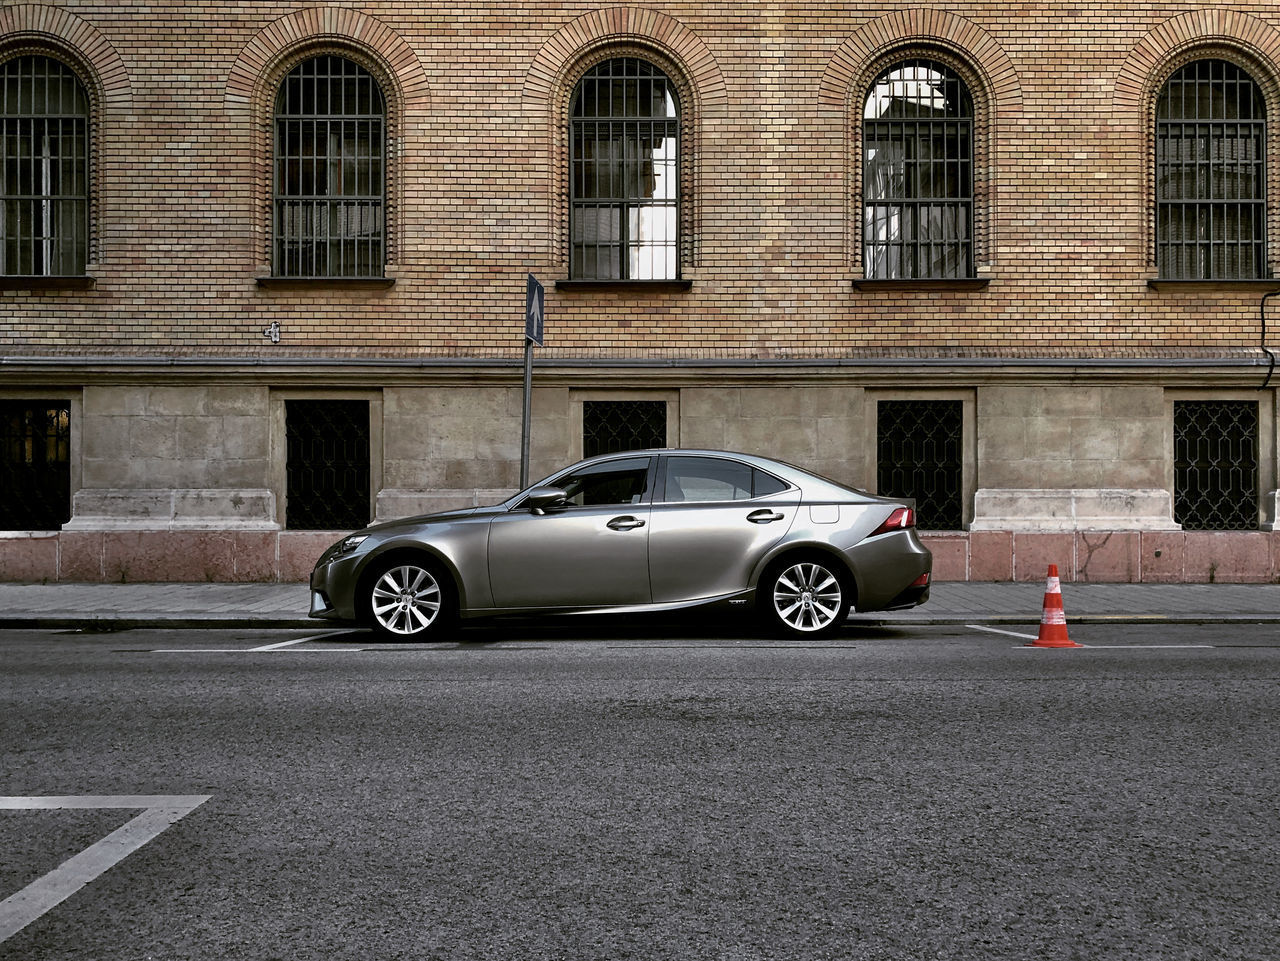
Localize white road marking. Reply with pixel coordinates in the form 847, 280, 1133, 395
150, 631, 362, 653
149, 648, 365, 653
967, 624, 1214, 649
0, 795, 211, 943
968, 624, 1038, 640
249, 632, 347, 651
1076, 644, 1215, 650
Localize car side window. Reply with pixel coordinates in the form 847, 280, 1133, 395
558, 457, 651, 507
664, 456, 788, 503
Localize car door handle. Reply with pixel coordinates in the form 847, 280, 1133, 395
747, 509, 785, 524
607, 516, 646, 531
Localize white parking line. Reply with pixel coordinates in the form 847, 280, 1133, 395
968, 624, 1038, 640
967, 624, 1214, 649
150, 631, 362, 653
249, 632, 348, 651
0, 795, 211, 943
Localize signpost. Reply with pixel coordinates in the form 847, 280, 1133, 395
521, 274, 544, 488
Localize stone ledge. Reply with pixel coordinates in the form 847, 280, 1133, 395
62, 489, 279, 531
970, 488, 1179, 532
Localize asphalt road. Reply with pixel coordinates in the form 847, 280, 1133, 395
3, 621, 1280, 960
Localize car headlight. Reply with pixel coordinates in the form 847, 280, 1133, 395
334, 533, 369, 556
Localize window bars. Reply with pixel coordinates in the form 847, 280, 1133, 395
285, 399, 371, 530
570, 58, 679, 280
1173, 400, 1259, 531
877, 400, 964, 530
274, 56, 385, 278
863, 59, 974, 280
0, 401, 71, 530
1156, 60, 1266, 280
582, 400, 667, 458
0, 56, 89, 276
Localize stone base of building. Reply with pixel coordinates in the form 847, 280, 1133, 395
4, 527, 1280, 585
924, 529, 1280, 583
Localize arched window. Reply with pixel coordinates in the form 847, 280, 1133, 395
863, 59, 973, 280
0, 55, 89, 277
570, 58, 679, 280
273, 55, 385, 278
1156, 59, 1265, 280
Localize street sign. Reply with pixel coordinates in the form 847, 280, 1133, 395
521, 273, 544, 487
525, 273, 544, 346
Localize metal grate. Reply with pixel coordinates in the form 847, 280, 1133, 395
274, 56, 385, 278
1173, 400, 1258, 530
583, 400, 666, 458
863, 59, 973, 280
570, 58, 679, 280
285, 400, 371, 530
1156, 60, 1266, 280
1, 55, 89, 276
0, 400, 71, 530
877, 400, 963, 530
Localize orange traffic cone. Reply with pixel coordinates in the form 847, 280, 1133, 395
1028, 564, 1082, 648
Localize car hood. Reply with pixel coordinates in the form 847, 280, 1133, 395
360, 506, 482, 535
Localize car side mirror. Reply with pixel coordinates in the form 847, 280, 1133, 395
522, 486, 569, 514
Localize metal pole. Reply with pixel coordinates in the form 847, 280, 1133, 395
520, 337, 533, 488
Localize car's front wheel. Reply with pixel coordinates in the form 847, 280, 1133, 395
363, 558, 454, 640
761, 557, 851, 639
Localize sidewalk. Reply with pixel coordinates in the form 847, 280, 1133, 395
0, 580, 1278, 630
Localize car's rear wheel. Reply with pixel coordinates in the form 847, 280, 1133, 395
761, 556, 850, 639
363, 558, 454, 640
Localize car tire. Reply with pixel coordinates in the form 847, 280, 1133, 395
760, 556, 851, 639
362, 558, 455, 640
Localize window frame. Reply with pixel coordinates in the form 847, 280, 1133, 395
0, 394, 78, 531
548, 455, 656, 509
269, 54, 388, 281
567, 56, 682, 282
656, 454, 792, 505
271, 390, 382, 531
1154, 58, 1268, 282
861, 57, 976, 282
0, 53, 91, 281
571, 390, 678, 461
866, 389, 976, 532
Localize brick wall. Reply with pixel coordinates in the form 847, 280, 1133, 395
3, 2, 1280, 361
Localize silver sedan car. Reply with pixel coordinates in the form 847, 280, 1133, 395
309, 449, 932, 639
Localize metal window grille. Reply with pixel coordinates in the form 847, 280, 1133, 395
274, 56, 385, 278
0, 56, 89, 276
285, 400, 371, 530
877, 400, 964, 530
1156, 60, 1266, 280
1173, 400, 1258, 531
863, 60, 973, 280
583, 400, 666, 458
0, 400, 71, 530
570, 58, 679, 280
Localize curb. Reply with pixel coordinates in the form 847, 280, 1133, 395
0, 616, 318, 631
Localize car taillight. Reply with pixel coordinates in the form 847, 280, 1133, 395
870, 507, 914, 537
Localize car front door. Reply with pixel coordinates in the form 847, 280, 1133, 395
487, 455, 654, 609
647, 454, 800, 604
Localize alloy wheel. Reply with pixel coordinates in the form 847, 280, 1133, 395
772, 561, 844, 633
370, 564, 443, 636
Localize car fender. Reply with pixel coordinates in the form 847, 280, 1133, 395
355, 532, 486, 614
749, 538, 862, 601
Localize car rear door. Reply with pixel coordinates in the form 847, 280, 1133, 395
646, 454, 799, 604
